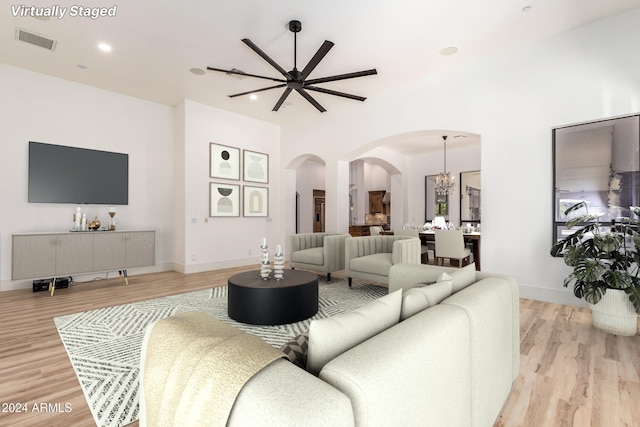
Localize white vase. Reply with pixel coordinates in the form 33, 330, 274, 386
589, 289, 638, 336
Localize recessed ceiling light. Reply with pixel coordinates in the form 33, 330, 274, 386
190, 68, 205, 76
440, 45, 459, 56
98, 43, 112, 52
77, 64, 88, 70
522, 5, 532, 12
250, 94, 258, 101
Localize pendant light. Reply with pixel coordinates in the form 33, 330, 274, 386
435, 135, 456, 195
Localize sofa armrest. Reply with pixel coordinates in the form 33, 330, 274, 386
229, 359, 354, 427
323, 234, 350, 271
391, 238, 421, 266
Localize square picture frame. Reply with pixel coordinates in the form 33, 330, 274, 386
210, 143, 240, 180
210, 183, 240, 217
243, 149, 269, 183
243, 185, 268, 217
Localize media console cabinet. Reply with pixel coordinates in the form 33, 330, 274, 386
12, 230, 155, 295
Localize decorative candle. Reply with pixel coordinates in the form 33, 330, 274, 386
261, 237, 268, 248
276, 244, 282, 255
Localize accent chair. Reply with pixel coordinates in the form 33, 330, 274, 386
290, 233, 350, 281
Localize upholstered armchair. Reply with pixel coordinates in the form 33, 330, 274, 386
289, 233, 351, 281
345, 236, 421, 286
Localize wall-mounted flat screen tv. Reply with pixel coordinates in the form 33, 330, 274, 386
28, 141, 129, 205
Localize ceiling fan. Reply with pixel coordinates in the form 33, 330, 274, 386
206, 20, 377, 113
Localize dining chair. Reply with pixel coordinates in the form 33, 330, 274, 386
434, 229, 472, 267
369, 226, 383, 236
393, 228, 430, 264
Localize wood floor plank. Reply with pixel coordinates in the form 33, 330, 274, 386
0, 267, 638, 426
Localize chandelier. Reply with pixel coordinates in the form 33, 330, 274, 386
435, 135, 456, 195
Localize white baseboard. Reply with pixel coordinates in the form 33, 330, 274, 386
518, 283, 588, 308
173, 257, 257, 275
0, 263, 174, 292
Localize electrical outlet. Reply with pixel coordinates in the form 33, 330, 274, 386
191, 254, 197, 261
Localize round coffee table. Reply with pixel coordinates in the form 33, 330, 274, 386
227, 269, 319, 325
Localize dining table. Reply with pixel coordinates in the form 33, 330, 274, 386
381, 230, 481, 271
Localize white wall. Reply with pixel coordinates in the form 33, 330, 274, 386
175, 100, 281, 273
280, 9, 640, 307
0, 65, 174, 291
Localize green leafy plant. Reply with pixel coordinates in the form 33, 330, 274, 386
550, 201, 640, 314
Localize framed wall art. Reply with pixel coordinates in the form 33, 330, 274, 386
243, 150, 269, 183
243, 185, 268, 217
210, 183, 240, 217
210, 143, 240, 180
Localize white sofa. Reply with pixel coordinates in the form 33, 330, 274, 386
289, 232, 350, 281
140, 263, 519, 427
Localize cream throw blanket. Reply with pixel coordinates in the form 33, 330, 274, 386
140, 311, 284, 427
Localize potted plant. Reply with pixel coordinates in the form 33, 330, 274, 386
550, 201, 640, 336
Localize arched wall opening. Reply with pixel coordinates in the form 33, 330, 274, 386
342, 130, 480, 232
284, 154, 327, 240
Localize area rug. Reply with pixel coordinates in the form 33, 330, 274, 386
53, 277, 386, 427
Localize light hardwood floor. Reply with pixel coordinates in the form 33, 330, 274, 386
0, 267, 638, 427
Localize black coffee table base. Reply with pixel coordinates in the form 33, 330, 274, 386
228, 270, 319, 325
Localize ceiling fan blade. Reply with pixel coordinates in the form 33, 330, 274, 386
301, 40, 334, 79
228, 84, 287, 98
305, 69, 378, 85
273, 88, 293, 111
206, 67, 286, 83
304, 86, 366, 102
242, 39, 293, 80
295, 88, 326, 113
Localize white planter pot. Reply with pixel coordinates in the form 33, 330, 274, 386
589, 289, 638, 336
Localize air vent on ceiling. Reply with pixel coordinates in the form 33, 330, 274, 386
15, 27, 57, 51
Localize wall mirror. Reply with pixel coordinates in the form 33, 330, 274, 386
553, 114, 640, 244
460, 171, 481, 223
425, 175, 448, 221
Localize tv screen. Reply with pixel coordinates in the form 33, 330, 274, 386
28, 141, 129, 205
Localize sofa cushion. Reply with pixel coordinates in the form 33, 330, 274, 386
291, 247, 324, 266
349, 253, 393, 276
449, 268, 477, 293
400, 279, 453, 320
306, 289, 402, 376
279, 332, 309, 369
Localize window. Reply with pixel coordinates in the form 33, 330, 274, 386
552, 114, 640, 244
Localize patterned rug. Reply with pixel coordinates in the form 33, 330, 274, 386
53, 277, 386, 427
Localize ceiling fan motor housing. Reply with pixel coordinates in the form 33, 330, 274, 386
289, 20, 302, 33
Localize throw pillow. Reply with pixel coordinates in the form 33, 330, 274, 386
400, 279, 454, 320
306, 289, 402, 376
448, 269, 476, 293
279, 332, 309, 369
